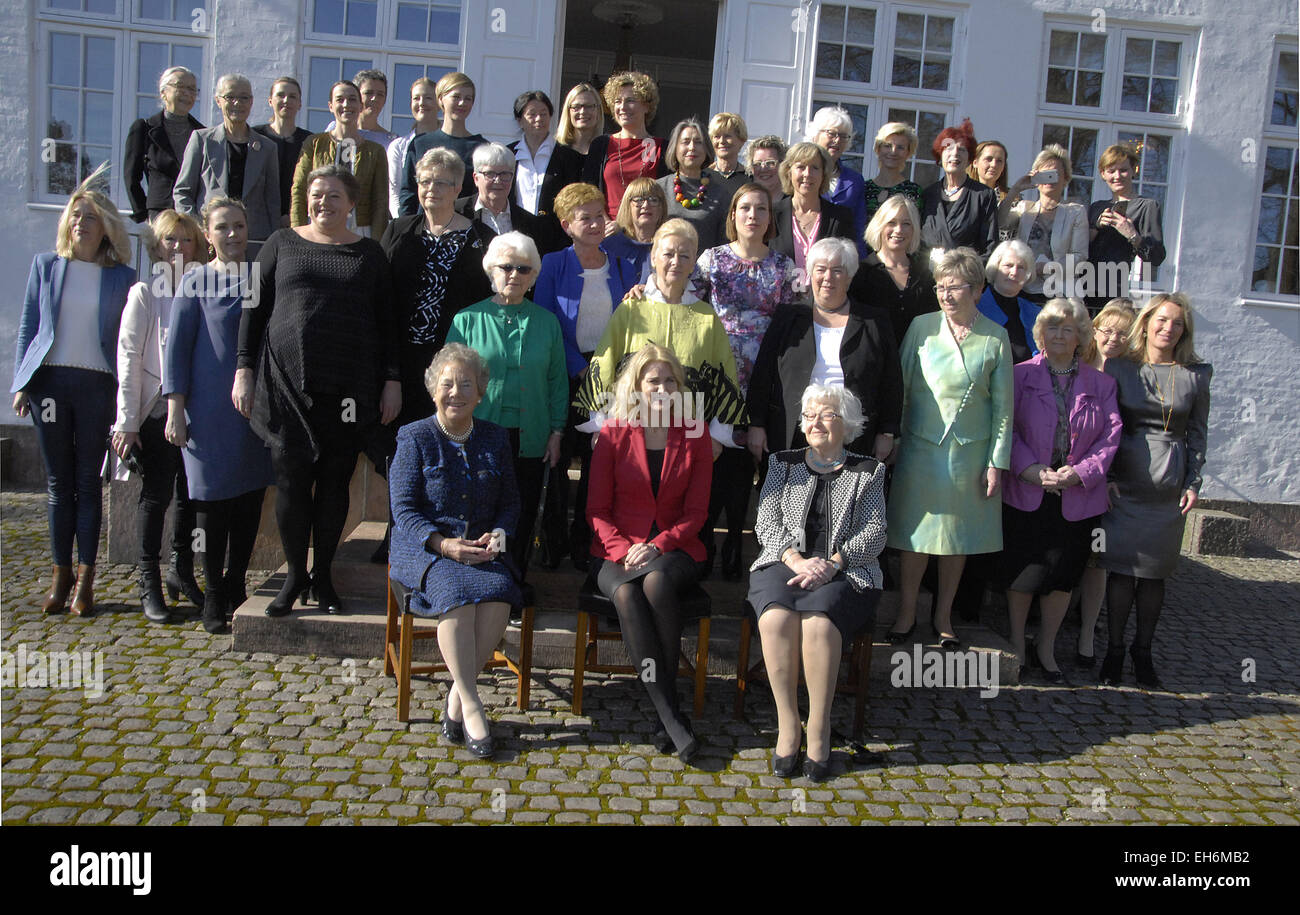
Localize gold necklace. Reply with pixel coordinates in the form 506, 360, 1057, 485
1151, 363, 1176, 433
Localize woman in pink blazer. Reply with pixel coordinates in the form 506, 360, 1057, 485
587, 344, 712, 762
999, 298, 1121, 681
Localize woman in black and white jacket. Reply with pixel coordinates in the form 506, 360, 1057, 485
747, 384, 887, 782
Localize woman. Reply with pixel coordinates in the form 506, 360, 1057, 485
399, 71, 487, 212
658, 118, 727, 250
998, 144, 1088, 303
164, 198, 275, 633
254, 76, 314, 227
849, 194, 937, 343
556, 82, 604, 156
748, 237, 901, 466
968, 140, 1010, 202
581, 71, 667, 218
124, 66, 203, 224
863, 122, 922, 225
533, 183, 639, 565
387, 77, 440, 219
770, 142, 855, 281
999, 299, 1121, 681
809, 106, 868, 256
600, 176, 667, 282
1099, 294, 1211, 688
707, 112, 750, 204
745, 135, 788, 203
235, 165, 400, 617
291, 81, 389, 239
977, 240, 1041, 364
112, 209, 209, 622
694, 183, 799, 578
1076, 298, 1137, 664
447, 232, 568, 573
510, 90, 585, 255
389, 344, 522, 758
1088, 144, 1166, 313
887, 247, 1012, 648
587, 344, 713, 762
919, 119, 998, 258
749, 385, 887, 780
174, 74, 280, 250
12, 173, 135, 618
577, 219, 747, 457
382, 147, 495, 429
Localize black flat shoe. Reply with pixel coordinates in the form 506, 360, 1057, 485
1075, 650, 1096, 668
266, 575, 308, 618
651, 729, 675, 754
442, 715, 465, 744
886, 622, 916, 645
1099, 647, 1125, 686
803, 756, 831, 782
1130, 644, 1163, 689
932, 626, 962, 650
465, 730, 495, 758
772, 749, 801, 778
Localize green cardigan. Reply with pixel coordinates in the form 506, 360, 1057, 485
447, 298, 569, 458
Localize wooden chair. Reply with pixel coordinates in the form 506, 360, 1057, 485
384, 575, 535, 723
573, 578, 711, 718
734, 599, 874, 739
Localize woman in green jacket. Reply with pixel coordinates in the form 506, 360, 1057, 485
447, 231, 568, 576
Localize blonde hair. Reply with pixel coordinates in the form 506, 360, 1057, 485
435, 71, 474, 101
1128, 293, 1201, 365
55, 165, 131, 266
864, 195, 921, 255
708, 112, 748, 143
554, 182, 605, 224
874, 121, 918, 157
602, 71, 659, 123
1032, 297, 1092, 356
556, 82, 604, 145
608, 344, 689, 423
143, 209, 208, 264
779, 142, 831, 196
615, 177, 667, 237
1032, 144, 1072, 184
1082, 297, 1137, 366
651, 218, 698, 258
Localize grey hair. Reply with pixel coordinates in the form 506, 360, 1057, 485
800, 384, 865, 441
353, 69, 388, 89
215, 73, 251, 96
158, 66, 197, 96
985, 239, 1035, 283
806, 105, 854, 142
482, 231, 542, 291
425, 343, 489, 399
416, 147, 466, 187
743, 134, 787, 169
932, 247, 986, 292
1033, 297, 1093, 356
806, 237, 860, 281
664, 118, 708, 171
472, 141, 516, 172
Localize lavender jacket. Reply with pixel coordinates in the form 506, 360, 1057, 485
1003, 353, 1122, 520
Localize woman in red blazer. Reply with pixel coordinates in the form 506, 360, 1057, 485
587, 343, 712, 762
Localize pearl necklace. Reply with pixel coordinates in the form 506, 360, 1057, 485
437, 415, 473, 443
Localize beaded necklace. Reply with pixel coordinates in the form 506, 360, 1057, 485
674, 172, 709, 209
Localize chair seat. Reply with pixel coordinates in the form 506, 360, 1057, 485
577, 577, 712, 620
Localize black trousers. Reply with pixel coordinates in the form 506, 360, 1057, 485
193, 488, 264, 595
136, 413, 196, 566
506, 427, 544, 575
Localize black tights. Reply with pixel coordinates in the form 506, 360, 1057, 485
1105, 573, 1165, 651
272, 447, 358, 599
611, 570, 691, 748
706, 448, 755, 539
193, 489, 264, 599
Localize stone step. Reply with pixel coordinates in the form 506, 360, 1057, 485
1182, 507, 1250, 557
233, 522, 1026, 688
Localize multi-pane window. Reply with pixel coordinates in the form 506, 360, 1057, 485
812, 97, 869, 174
1116, 129, 1172, 209
45, 29, 117, 196
308, 0, 460, 45
1040, 123, 1098, 204
1046, 29, 1105, 107
887, 106, 944, 186
45, 0, 121, 14
305, 54, 375, 132
133, 38, 204, 120
891, 11, 953, 92
816, 5, 876, 83
136, 0, 205, 26
313, 0, 379, 38
389, 61, 454, 136
394, 0, 461, 44
1121, 37, 1180, 115
1252, 45, 1299, 297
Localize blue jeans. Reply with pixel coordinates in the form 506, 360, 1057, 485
25, 366, 117, 566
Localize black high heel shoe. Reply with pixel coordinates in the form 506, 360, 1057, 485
886, 621, 916, 645
931, 619, 962, 650
772, 742, 801, 778
265, 574, 310, 618
1099, 646, 1125, 685
313, 575, 346, 615
721, 532, 744, 581
803, 756, 831, 782
1130, 644, 1163, 689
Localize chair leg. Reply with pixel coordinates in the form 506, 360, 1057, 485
572, 611, 588, 716
853, 635, 872, 740
383, 576, 398, 677
734, 614, 752, 721
693, 618, 710, 719
397, 611, 414, 723
516, 604, 534, 711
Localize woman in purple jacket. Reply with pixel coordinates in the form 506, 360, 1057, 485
998, 297, 1121, 681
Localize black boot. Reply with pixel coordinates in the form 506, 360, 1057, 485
721, 531, 744, 581
140, 561, 171, 623
201, 579, 229, 634
166, 547, 205, 609
1099, 646, 1125, 686
224, 570, 248, 621
1130, 644, 1163, 689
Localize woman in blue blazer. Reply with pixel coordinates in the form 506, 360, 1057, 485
12, 177, 136, 617
532, 183, 638, 567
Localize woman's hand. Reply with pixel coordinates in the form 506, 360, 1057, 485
603, 220, 620, 238
786, 554, 836, 590
623, 283, 647, 302
1008, 173, 1034, 197
711, 438, 723, 461
165, 412, 187, 447
984, 466, 1001, 498
12, 391, 29, 418
379, 380, 402, 425
872, 432, 894, 461
747, 426, 767, 463
442, 534, 496, 565
623, 541, 659, 571
111, 431, 140, 461
1054, 465, 1082, 489
231, 368, 255, 418
1179, 487, 1199, 516
1097, 207, 1137, 241
544, 431, 563, 468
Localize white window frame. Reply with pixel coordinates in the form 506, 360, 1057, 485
300, 47, 460, 134
41, 0, 213, 34
128, 31, 208, 122
303, 0, 462, 53
1244, 39, 1300, 306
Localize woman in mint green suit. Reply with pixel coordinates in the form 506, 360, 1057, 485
886, 247, 1012, 649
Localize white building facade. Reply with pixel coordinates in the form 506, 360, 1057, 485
3, 0, 1298, 511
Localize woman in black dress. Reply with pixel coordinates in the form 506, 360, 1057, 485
235, 164, 400, 617
919, 119, 998, 258
1087, 144, 1166, 313
849, 194, 937, 343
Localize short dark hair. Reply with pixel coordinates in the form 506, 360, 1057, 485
305, 164, 362, 204
353, 69, 387, 89
513, 90, 554, 120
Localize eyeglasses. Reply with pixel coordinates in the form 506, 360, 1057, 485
801, 410, 841, 424
477, 169, 513, 182
164, 82, 198, 93
750, 160, 779, 171
630, 195, 661, 206
820, 130, 849, 142
934, 283, 972, 298
494, 264, 534, 276
569, 103, 597, 112
1095, 327, 1127, 339
417, 178, 458, 191
218, 94, 253, 103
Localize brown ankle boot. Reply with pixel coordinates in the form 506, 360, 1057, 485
42, 565, 75, 614
70, 564, 96, 617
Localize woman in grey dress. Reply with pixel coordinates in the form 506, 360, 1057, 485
1098, 293, 1211, 688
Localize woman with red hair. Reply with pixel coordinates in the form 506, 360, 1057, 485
919, 119, 998, 258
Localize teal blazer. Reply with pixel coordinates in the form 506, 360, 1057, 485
446, 298, 569, 458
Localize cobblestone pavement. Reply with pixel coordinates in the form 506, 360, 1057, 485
3, 490, 1298, 826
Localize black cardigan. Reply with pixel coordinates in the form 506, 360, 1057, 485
123, 109, 204, 223
509, 140, 586, 254
848, 251, 939, 344
769, 197, 857, 260
919, 176, 998, 257
747, 300, 903, 455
